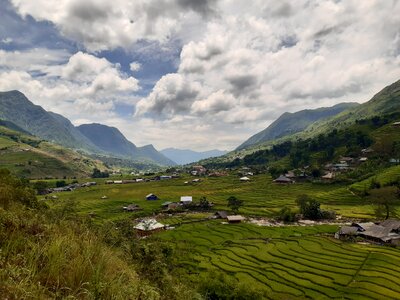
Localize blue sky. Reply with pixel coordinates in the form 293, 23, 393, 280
0, 0, 400, 151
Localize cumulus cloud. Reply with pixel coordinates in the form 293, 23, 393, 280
191, 90, 235, 115
10, 0, 218, 51
135, 73, 200, 116
129, 62, 141, 72
0, 50, 139, 122
4, 0, 400, 151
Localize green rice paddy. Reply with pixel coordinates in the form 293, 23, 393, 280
49, 173, 400, 299
161, 222, 400, 299
51, 173, 377, 221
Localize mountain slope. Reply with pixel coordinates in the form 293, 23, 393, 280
237, 102, 359, 150
302, 79, 400, 137
161, 148, 228, 165
77, 123, 176, 166
0, 125, 106, 178
0, 91, 100, 152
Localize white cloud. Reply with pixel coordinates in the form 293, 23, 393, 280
10, 0, 217, 51
129, 62, 141, 72
0, 50, 139, 122
135, 73, 200, 116
4, 0, 400, 151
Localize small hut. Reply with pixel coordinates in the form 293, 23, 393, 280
273, 175, 293, 184
146, 193, 158, 201
227, 215, 245, 223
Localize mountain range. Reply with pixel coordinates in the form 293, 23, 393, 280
77, 123, 175, 166
0, 91, 174, 166
160, 148, 228, 165
237, 102, 359, 150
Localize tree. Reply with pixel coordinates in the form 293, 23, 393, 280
91, 168, 109, 178
199, 196, 211, 210
368, 186, 400, 220
296, 194, 323, 220
278, 207, 296, 223
33, 180, 50, 195
227, 196, 243, 214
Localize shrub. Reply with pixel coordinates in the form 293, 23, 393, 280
278, 207, 297, 222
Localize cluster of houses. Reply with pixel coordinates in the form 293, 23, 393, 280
44, 181, 97, 194
214, 211, 246, 223
133, 211, 247, 237
123, 194, 196, 212
270, 149, 380, 183
336, 220, 400, 245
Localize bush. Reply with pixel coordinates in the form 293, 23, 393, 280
55, 180, 67, 188
0, 169, 39, 209
278, 207, 297, 223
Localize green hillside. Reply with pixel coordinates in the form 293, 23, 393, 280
237, 102, 358, 150
301, 79, 400, 138
0, 126, 107, 179
0, 91, 100, 152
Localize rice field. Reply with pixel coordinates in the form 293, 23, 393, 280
49, 173, 378, 221
160, 221, 400, 299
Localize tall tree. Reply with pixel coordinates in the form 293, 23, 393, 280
227, 196, 243, 214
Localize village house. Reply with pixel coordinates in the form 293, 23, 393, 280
161, 201, 173, 208
192, 165, 207, 176
122, 180, 136, 184
215, 211, 228, 219
321, 172, 335, 181
134, 219, 165, 236
273, 175, 293, 184
392, 121, 400, 127
240, 176, 250, 182
123, 204, 142, 212
146, 193, 158, 201
336, 220, 400, 245
285, 170, 296, 179
359, 157, 368, 163
180, 196, 193, 205
361, 148, 374, 155
333, 163, 349, 171
227, 215, 245, 223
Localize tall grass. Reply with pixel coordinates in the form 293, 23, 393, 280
0, 201, 197, 299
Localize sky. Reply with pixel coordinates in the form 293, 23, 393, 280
0, 0, 400, 151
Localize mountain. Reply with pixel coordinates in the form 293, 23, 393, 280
237, 102, 359, 150
0, 91, 100, 152
160, 148, 228, 165
77, 123, 176, 166
0, 90, 175, 166
301, 79, 400, 137
0, 119, 30, 134
0, 124, 106, 179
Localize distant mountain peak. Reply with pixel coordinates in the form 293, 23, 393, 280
160, 148, 228, 165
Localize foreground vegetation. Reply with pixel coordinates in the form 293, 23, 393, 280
0, 170, 197, 299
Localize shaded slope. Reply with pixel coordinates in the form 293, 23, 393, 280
77, 123, 176, 166
0, 91, 99, 152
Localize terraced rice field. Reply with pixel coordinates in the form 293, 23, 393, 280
52, 173, 379, 220
160, 222, 400, 299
